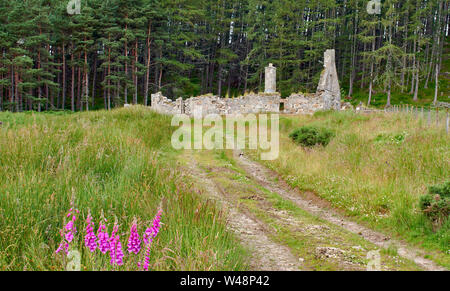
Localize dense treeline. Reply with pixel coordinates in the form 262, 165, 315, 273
0, 0, 448, 111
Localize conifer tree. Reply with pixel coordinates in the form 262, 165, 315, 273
0, 0, 447, 111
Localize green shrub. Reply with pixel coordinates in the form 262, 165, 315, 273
419, 181, 450, 227
289, 126, 335, 147
429, 181, 450, 199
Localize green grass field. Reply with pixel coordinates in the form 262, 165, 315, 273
0, 107, 247, 271
1, 106, 448, 270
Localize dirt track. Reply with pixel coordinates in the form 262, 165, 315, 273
182, 150, 446, 271
234, 151, 446, 271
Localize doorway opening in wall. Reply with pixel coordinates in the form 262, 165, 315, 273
279, 100, 285, 112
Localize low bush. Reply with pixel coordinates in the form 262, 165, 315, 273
289, 126, 335, 147
419, 181, 450, 228
429, 182, 450, 199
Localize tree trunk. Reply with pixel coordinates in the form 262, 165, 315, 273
410, 30, 417, 94
218, 64, 222, 97
133, 39, 138, 105
433, 1, 444, 105
124, 20, 128, 105
46, 43, 50, 110
71, 48, 75, 112
434, 63, 440, 105
108, 47, 111, 110
386, 23, 393, 107
401, 9, 408, 92
103, 71, 107, 110
360, 42, 367, 89
348, 13, 358, 97
91, 55, 97, 109
413, 34, 421, 102
10, 65, 14, 107
368, 28, 375, 106
414, 59, 420, 102
37, 45, 42, 109
144, 22, 152, 106
227, 67, 232, 98
84, 39, 89, 111
62, 43, 66, 110
15, 69, 19, 112
77, 52, 81, 111
158, 49, 163, 91
0, 72, 2, 111
107, 34, 111, 110
424, 42, 431, 89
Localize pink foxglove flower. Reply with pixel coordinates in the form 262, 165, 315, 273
142, 209, 163, 271
127, 220, 141, 255
143, 243, 152, 271
143, 210, 162, 244
56, 230, 69, 255
97, 220, 110, 254
109, 224, 124, 266
64, 214, 77, 243
56, 209, 77, 255
84, 214, 97, 252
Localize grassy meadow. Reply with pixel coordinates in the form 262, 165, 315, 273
251, 111, 449, 267
0, 106, 448, 270
0, 107, 247, 271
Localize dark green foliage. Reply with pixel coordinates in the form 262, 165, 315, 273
289, 126, 335, 147
419, 181, 450, 226
429, 181, 450, 199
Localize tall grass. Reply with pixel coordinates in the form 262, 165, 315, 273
256, 111, 449, 265
0, 107, 247, 271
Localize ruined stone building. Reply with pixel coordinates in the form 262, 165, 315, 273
151, 49, 341, 116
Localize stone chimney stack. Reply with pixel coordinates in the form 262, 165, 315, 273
317, 49, 341, 110
265, 63, 277, 93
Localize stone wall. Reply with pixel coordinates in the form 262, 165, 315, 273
283, 93, 324, 115
151, 91, 333, 116
151, 92, 281, 116
151, 92, 184, 115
